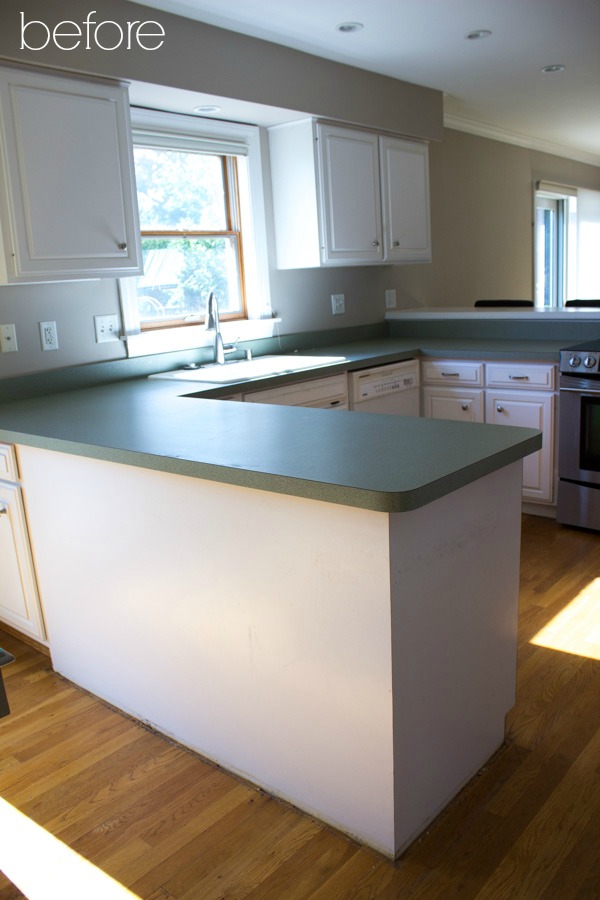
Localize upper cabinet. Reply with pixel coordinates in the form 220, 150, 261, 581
0, 64, 142, 283
268, 119, 431, 269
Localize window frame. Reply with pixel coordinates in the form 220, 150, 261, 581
533, 180, 577, 309
120, 108, 272, 358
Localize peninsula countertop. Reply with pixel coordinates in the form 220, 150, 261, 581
0, 372, 541, 513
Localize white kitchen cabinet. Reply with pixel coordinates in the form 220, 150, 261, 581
422, 387, 484, 422
0, 445, 46, 643
485, 363, 555, 504
423, 359, 556, 504
0, 64, 141, 282
268, 119, 430, 268
485, 391, 554, 502
421, 360, 484, 423
243, 373, 349, 408
380, 136, 430, 263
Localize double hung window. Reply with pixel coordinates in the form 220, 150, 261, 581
120, 109, 270, 356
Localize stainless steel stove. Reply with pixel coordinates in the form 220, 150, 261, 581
557, 341, 600, 530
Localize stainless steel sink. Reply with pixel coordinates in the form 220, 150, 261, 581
149, 355, 345, 384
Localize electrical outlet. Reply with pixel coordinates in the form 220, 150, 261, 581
39, 321, 58, 351
385, 289, 397, 309
0, 324, 18, 353
94, 314, 120, 343
331, 293, 345, 315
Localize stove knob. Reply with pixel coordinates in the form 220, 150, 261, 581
584, 356, 597, 368
569, 355, 581, 367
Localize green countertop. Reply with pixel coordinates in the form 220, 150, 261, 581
0, 369, 541, 512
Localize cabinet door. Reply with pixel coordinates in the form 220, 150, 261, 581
486, 391, 554, 502
422, 387, 484, 422
316, 124, 383, 264
0, 66, 141, 281
0, 481, 46, 641
380, 137, 431, 263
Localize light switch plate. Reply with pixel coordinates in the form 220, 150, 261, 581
331, 294, 345, 315
0, 324, 18, 353
385, 290, 397, 309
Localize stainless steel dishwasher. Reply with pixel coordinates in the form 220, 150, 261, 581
348, 359, 420, 415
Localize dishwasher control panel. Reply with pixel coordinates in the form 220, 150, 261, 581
356, 370, 418, 400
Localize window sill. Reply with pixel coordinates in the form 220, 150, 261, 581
125, 317, 282, 358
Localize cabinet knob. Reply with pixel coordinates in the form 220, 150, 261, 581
372, 240, 380, 247
0, 506, 7, 516
496, 405, 504, 413
461, 404, 469, 411
393, 240, 400, 247
116, 241, 127, 251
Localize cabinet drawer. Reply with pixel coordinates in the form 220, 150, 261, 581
422, 387, 484, 422
0, 443, 18, 483
421, 360, 484, 386
244, 373, 348, 407
485, 363, 555, 390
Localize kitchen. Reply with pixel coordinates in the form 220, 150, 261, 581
0, 0, 600, 895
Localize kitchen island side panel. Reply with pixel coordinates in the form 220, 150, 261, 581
16, 445, 397, 856
389, 462, 523, 855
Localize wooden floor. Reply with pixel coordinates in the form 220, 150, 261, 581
1, 514, 600, 899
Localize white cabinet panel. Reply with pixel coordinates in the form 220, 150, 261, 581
421, 360, 484, 386
422, 387, 484, 422
318, 124, 382, 263
486, 363, 555, 390
0, 64, 141, 281
0, 480, 46, 642
486, 391, 554, 502
380, 137, 431, 263
243, 373, 348, 408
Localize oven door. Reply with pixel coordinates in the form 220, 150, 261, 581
559, 381, 600, 486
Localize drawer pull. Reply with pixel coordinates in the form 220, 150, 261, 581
461, 404, 469, 411
441, 372, 460, 377
509, 375, 529, 380
496, 405, 505, 413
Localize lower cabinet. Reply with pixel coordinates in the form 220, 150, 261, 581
485, 390, 554, 502
421, 387, 484, 422
0, 477, 47, 643
422, 360, 556, 504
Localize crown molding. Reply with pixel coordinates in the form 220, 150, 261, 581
444, 113, 600, 168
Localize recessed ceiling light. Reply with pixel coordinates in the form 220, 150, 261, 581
193, 105, 222, 114
542, 64, 565, 73
336, 22, 364, 33
465, 29, 492, 40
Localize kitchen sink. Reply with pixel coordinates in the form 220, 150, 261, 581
149, 355, 346, 384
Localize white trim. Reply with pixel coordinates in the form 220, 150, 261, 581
120, 108, 272, 358
444, 114, 600, 167
386, 307, 600, 321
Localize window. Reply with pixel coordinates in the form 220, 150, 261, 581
134, 146, 245, 328
533, 181, 577, 308
120, 109, 271, 357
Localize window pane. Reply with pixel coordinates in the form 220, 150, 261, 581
134, 147, 227, 231
136, 236, 242, 324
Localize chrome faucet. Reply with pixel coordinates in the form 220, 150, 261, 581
204, 291, 225, 365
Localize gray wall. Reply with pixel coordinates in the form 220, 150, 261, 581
0, 2, 599, 378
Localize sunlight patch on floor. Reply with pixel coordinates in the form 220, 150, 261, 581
0, 796, 140, 899
531, 576, 600, 660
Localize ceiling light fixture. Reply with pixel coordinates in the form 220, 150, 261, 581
193, 105, 222, 114
542, 64, 565, 73
465, 29, 492, 40
336, 22, 364, 33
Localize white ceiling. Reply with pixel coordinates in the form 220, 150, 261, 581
129, 0, 600, 165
